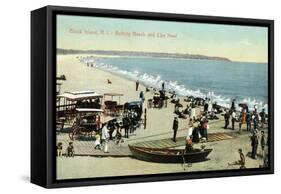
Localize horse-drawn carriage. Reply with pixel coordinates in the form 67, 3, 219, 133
56, 90, 103, 131
69, 108, 103, 140
103, 93, 124, 116
56, 90, 144, 140
124, 101, 143, 129
105, 101, 144, 140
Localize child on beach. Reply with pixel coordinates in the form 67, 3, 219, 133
94, 134, 101, 150
57, 142, 63, 157
66, 142, 74, 157
228, 149, 246, 169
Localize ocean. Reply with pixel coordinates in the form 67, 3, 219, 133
81, 56, 268, 112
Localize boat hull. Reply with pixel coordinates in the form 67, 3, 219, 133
129, 145, 212, 163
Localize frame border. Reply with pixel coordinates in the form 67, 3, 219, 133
32, 5, 274, 188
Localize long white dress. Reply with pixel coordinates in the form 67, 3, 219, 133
186, 127, 193, 140
101, 125, 109, 153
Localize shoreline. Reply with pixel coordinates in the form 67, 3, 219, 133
77, 54, 268, 113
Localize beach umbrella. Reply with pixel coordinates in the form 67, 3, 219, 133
238, 103, 248, 109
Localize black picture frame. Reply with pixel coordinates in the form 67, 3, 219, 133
31, 5, 274, 188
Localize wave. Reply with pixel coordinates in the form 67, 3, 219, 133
81, 57, 268, 113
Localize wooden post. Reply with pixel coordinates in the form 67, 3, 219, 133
144, 108, 147, 129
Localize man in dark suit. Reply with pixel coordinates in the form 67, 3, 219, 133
224, 111, 230, 129
251, 131, 259, 159
136, 80, 139, 91
123, 117, 130, 138
172, 117, 179, 142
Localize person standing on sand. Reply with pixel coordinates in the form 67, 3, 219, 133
224, 110, 230, 129
190, 107, 196, 121
241, 108, 246, 125
172, 117, 179, 142
253, 114, 259, 130
136, 80, 139, 91
204, 101, 209, 114
231, 111, 236, 130
186, 118, 193, 140
260, 109, 266, 128
231, 99, 236, 111
123, 117, 130, 138
101, 123, 110, 153
238, 109, 246, 133
251, 131, 259, 159
254, 104, 258, 114
246, 111, 252, 131
139, 91, 145, 104
260, 131, 266, 158
162, 81, 165, 91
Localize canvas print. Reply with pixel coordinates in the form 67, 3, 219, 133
56, 15, 269, 180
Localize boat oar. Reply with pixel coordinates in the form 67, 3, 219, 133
181, 151, 187, 171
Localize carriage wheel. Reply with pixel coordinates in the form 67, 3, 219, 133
69, 126, 81, 140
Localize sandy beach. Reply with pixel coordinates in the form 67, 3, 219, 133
56, 54, 268, 180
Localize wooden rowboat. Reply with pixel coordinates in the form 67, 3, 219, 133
129, 145, 212, 163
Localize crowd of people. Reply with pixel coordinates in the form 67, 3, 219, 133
172, 116, 209, 145
223, 100, 267, 133
171, 97, 268, 165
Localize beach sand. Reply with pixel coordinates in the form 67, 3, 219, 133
56, 54, 268, 180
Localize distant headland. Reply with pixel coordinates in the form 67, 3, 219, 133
57, 48, 231, 62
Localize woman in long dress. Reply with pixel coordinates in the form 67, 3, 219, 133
186, 118, 194, 140
101, 123, 110, 153
190, 107, 196, 120
239, 108, 247, 132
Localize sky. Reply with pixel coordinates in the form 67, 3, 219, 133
57, 15, 268, 63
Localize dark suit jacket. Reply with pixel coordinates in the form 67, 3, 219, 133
173, 119, 178, 130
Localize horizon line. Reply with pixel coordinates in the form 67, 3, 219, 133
57, 48, 267, 64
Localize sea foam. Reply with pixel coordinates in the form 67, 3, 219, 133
81, 57, 268, 113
